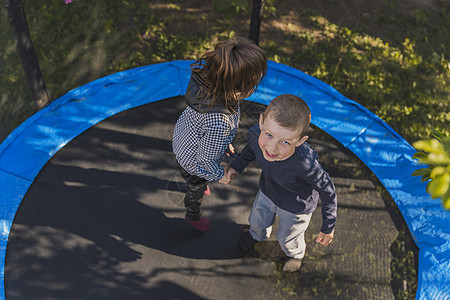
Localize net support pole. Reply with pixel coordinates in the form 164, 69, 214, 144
3, 0, 49, 109
248, 0, 264, 45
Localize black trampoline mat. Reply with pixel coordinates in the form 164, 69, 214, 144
5, 97, 407, 299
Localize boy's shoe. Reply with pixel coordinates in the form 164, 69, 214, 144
239, 231, 257, 253
282, 258, 303, 272
185, 215, 210, 232
204, 185, 211, 196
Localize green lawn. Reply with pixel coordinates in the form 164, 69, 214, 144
1, 0, 448, 143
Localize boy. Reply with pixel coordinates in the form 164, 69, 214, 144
224, 94, 337, 272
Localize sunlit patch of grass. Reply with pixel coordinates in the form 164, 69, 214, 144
263, 9, 449, 144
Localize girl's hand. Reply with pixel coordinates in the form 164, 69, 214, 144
226, 143, 235, 156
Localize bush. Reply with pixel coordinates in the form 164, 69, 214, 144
412, 131, 450, 209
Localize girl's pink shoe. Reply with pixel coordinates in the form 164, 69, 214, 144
185, 216, 211, 231
204, 185, 211, 196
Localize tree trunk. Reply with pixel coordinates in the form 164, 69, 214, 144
248, 0, 265, 45
3, 0, 49, 109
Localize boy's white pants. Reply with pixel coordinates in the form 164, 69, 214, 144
249, 189, 312, 259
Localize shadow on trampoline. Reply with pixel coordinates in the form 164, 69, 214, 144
9, 160, 247, 260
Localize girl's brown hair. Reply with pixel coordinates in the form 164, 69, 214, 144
191, 36, 267, 109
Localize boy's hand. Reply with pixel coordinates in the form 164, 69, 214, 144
226, 167, 238, 184
218, 167, 232, 184
316, 231, 334, 246
218, 173, 229, 184
219, 167, 238, 184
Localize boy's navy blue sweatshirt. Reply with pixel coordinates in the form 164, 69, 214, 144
230, 125, 337, 234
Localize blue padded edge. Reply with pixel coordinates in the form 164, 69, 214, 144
0, 60, 448, 300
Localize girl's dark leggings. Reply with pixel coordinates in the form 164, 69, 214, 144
178, 165, 207, 221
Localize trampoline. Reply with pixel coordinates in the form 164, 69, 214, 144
1, 61, 448, 299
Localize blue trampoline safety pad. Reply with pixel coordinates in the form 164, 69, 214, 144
0, 60, 448, 300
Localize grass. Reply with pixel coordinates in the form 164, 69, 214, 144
1, 0, 448, 143
261, 6, 449, 143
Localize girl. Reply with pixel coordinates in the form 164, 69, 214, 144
172, 35, 267, 231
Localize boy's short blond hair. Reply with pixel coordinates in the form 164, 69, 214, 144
263, 94, 311, 138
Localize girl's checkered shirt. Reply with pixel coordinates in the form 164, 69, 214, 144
173, 105, 240, 181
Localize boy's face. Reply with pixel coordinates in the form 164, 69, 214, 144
258, 113, 308, 162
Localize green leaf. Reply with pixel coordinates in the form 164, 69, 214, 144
430, 166, 447, 178
412, 167, 432, 176
413, 139, 444, 153
431, 129, 449, 144
421, 173, 431, 183
412, 152, 428, 160
428, 173, 450, 198
442, 189, 450, 210
428, 153, 450, 164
